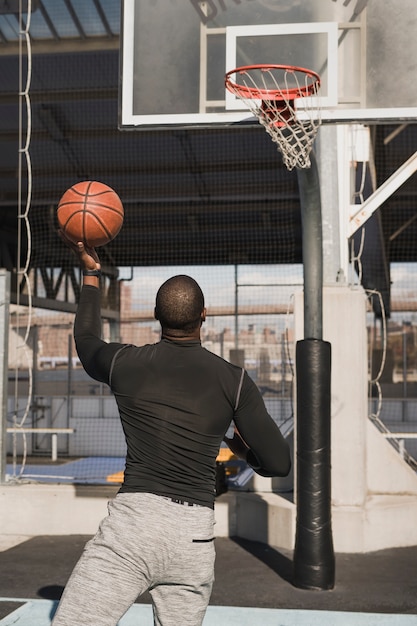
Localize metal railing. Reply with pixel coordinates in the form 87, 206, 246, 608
6, 427, 75, 461
369, 413, 417, 471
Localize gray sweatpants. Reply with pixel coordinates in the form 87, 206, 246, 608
52, 492, 216, 626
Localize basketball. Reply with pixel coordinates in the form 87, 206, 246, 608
57, 180, 124, 247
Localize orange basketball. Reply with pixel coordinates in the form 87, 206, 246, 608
57, 181, 124, 247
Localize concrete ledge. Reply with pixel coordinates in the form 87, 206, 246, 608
213, 492, 237, 537
3, 484, 417, 554
0, 484, 238, 538
234, 492, 296, 550
0, 483, 118, 536
332, 495, 417, 552
226, 490, 417, 553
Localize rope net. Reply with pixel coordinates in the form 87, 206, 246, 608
225, 65, 321, 170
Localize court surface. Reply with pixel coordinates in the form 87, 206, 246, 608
1, 600, 416, 625
0, 535, 416, 625
6, 457, 125, 485
6, 453, 247, 486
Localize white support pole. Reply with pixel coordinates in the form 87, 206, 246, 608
52, 433, 58, 462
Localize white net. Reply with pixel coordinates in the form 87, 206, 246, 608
225, 65, 321, 171
8, 0, 34, 481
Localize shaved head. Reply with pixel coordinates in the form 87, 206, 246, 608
155, 275, 205, 336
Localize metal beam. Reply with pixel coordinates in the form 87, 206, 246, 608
0, 36, 119, 55
349, 150, 417, 237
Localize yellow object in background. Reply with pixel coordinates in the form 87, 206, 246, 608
106, 447, 237, 483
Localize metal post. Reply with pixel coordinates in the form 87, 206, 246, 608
234, 264, 238, 349
31, 324, 38, 453
66, 333, 73, 456
0, 270, 11, 484
402, 322, 409, 422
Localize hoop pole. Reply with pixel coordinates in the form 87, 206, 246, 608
294, 151, 335, 590
297, 151, 323, 339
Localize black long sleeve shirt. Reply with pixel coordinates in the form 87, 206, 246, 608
74, 285, 291, 508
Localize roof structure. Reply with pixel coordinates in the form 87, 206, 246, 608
0, 0, 416, 317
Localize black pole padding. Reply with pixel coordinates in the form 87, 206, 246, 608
293, 338, 335, 590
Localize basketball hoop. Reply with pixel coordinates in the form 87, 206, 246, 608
225, 64, 321, 170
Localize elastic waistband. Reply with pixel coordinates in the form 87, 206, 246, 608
117, 490, 215, 510
163, 496, 203, 508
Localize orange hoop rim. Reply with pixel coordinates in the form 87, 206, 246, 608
225, 64, 321, 101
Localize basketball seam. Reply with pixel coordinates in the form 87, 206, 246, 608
58, 201, 122, 214
67, 211, 120, 240
82, 183, 92, 241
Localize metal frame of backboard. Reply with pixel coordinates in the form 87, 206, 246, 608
120, 0, 249, 127
120, 0, 417, 128
223, 22, 339, 113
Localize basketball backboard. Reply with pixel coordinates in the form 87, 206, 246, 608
119, 0, 417, 128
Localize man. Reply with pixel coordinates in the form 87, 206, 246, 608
52, 239, 291, 626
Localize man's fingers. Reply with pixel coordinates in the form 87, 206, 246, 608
58, 231, 100, 269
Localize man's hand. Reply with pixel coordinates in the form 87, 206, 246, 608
58, 230, 100, 272
223, 428, 250, 462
